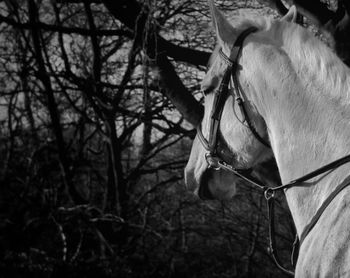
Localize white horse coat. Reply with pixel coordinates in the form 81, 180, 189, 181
185, 2, 350, 277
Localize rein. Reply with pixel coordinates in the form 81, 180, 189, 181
197, 26, 350, 276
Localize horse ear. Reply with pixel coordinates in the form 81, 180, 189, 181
208, 0, 237, 48
281, 5, 297, 23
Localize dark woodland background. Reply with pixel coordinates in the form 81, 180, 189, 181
1, 0, 349, 277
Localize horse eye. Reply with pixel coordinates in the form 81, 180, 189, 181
202, 88, 210, 96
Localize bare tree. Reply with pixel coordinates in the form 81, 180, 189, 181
0, 0, 348, 277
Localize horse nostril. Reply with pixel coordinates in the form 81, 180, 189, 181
198, 172, 215, 200
198, 182, 215, 200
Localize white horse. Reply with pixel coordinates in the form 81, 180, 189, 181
185, 2, 350, 277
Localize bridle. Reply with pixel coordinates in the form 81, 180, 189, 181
197, 27, 269, 172
197, 26, 350, 276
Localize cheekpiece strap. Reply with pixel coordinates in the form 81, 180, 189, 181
218, 49, 234, 66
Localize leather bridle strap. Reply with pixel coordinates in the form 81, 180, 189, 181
196, 61, 232, 154
231, 79, 271, 148
266, 195, 296, 276
265, 152, 350, 192
207, 68, 232, 152
298, 173, 350, 246
223, 151, 350, 276
264, 153, 350, 276
197, 26, 269, 169
228, 28, 270, 148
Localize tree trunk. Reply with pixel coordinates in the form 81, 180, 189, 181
28, 0, 86, 204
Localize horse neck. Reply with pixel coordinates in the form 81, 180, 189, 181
245, 38, 350, 235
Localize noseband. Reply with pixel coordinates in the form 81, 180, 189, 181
196, 26, 350, 276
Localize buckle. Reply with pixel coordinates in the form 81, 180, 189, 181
205, 153, 221, 170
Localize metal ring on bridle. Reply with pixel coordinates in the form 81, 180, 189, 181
264, 187, 275, 200
205, 153, 221, 170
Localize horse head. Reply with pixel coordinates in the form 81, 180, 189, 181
185, 2, 297, 200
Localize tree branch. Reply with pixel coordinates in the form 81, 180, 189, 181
28, 0, 86, 204
0, 14, 132, 37
293, 0, 334, 25
101, 0, 204, 126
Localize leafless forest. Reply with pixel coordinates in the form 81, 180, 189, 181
0, 0, 349, 277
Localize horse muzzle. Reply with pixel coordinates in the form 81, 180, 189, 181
184, 163, 215, 200
197, 170, 216, 200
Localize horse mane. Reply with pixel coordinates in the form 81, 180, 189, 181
278, 21, 350, 102
230, 15, 350, 103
